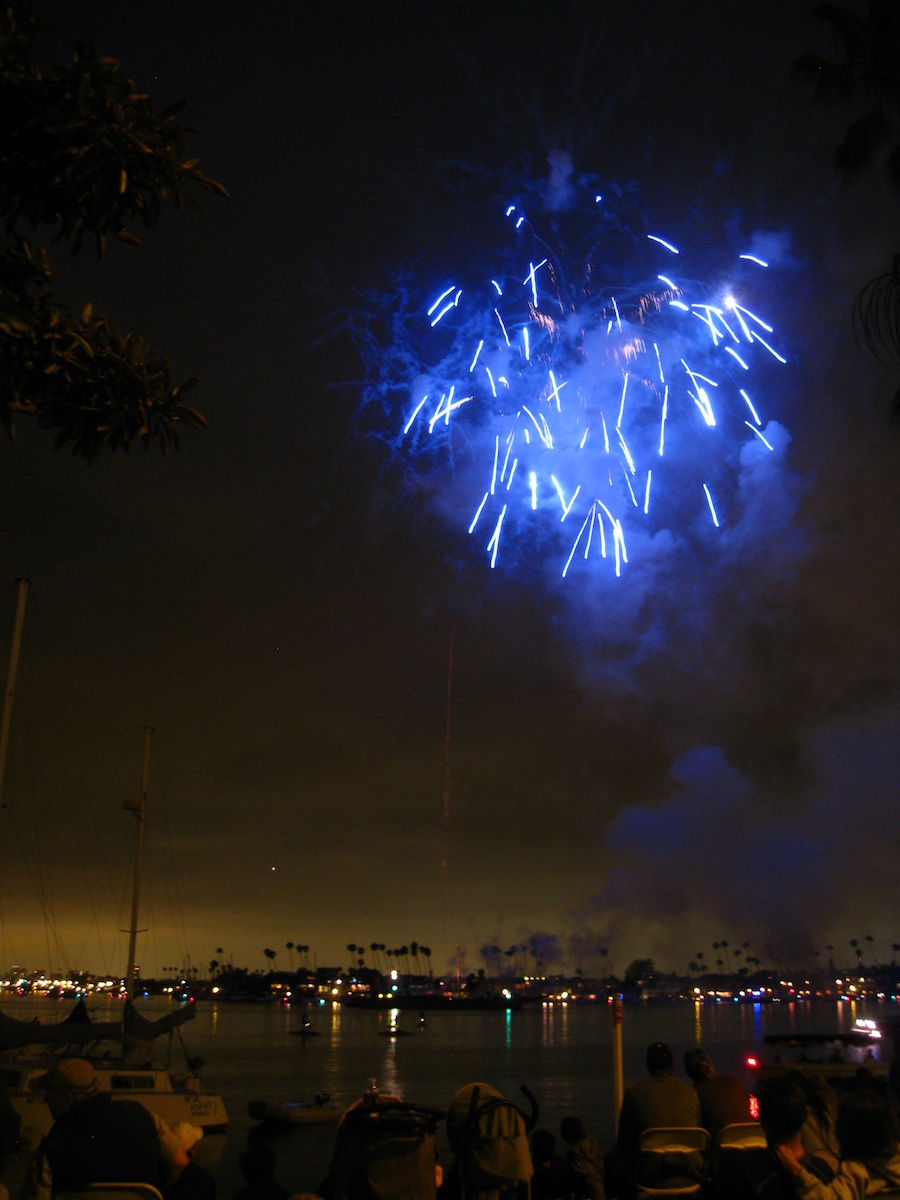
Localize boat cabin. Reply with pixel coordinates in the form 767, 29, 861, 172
748, 1025, 888, 1091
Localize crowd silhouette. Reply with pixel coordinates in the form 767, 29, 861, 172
3, 1044, 899, 1200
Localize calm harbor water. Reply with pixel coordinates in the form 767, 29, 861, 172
3, 994, 893, 1196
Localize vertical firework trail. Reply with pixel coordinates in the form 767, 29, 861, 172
441, 627, 453, 952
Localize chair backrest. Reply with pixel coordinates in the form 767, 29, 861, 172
638, 1128, 710, 1154
635, 1188, 703, 1198
716, 1122, 766, 1151
57, 1184, 164, 1200
636, 1129, 709, 1197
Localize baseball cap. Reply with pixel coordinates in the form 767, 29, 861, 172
29, 1059, 100, 1096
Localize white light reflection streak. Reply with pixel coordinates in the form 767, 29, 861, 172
404, 395, 428, 435
659, 385, 668, 454
494, 309, 510, 346
522, 406, 552, 446
468, 493, 488, 533
648, 234, 679, 254
724, 346, 749, 370
523, 259, 548, 306
427, 285, 455, 316
703, 484, 720, 527
486, 506, 507, 568
598, 501, 627, 575
500, 434, 514, 482
740, 389, 760, 424
749, 332, 787, 363
550, 475, 580, 519
562, 512, 592, 577
745, 422, 773, 449
547, 370, 565, 410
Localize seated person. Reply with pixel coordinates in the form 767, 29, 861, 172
683, 1048, 752, 1136
606, 1042, 702, 1197
792, 1073, 839, 1175
561, 1113, 602, 1200
166, 1124, 216, 1200
559, 1118, 604, 1200
775, 1084, 900, 1198
232, 1144, 290, 1200
22, 1058, 188, 1200
530, 1129, 571, 1200
711, 1074, 834, 1200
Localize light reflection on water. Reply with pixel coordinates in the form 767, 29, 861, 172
2, 995, 891, 1198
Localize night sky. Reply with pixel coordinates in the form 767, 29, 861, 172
1, 1, 898, 983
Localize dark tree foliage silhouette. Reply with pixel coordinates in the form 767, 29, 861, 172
0, 3, 226, 458
793, 0, 900, 425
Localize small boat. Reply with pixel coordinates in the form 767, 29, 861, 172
379, 1018, 412, 1038
7, 1037, 230, 1140
747, 1019, 888, 1090
248, 1095, 344, 1125
289, 1022, 320, 1038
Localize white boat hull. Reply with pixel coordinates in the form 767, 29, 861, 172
4, 1060, 229, 1141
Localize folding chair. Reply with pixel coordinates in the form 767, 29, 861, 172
57, 1184, 164, 1200
635, 1127, 710, 1198
716, 1122, 766, 1152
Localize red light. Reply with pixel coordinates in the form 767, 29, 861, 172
746, 1056, 758, 1068
749, 1094, 759, 1120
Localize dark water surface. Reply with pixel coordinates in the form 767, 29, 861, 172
5, 995, 892, 1197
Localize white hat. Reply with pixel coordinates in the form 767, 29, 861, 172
172, 1123, 204, 1153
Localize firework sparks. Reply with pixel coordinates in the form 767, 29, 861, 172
401, 187, 787, 577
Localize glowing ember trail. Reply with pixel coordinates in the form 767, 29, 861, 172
441, 629, 453, 940
400, 184, 788, 577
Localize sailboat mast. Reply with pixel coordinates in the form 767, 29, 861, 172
126, 725, 153, 996
0, 578, 30, 809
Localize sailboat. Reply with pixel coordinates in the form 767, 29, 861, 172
0, 580, 229, 1142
